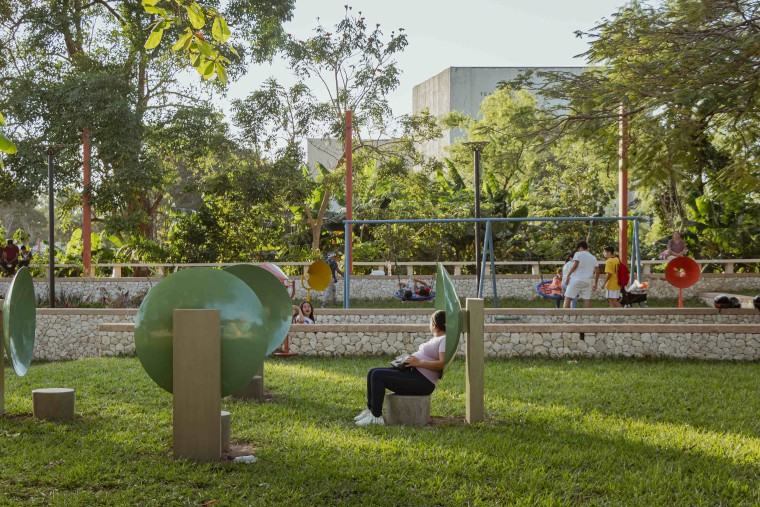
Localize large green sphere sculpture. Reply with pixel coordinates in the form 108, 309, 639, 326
134, 268, 268, 397
223, 264, 292, 355
435, 264, 463, 367
3, 267, 36, 376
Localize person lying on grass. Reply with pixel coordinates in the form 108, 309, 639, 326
354, 310, 446, 426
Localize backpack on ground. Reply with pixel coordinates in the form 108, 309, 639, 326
617, 261, 630, 288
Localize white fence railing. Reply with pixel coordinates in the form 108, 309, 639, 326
20, 259, 760, 278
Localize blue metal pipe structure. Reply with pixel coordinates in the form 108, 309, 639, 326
343, 216, 644, 308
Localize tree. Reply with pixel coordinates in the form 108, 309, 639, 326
505, 0, 760, 255
233, 6, 439, 251
443, 86, 618, 261
0, 111, 16, 167
0, 0, 294, 243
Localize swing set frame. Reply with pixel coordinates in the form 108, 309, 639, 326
342, 216, 646, 309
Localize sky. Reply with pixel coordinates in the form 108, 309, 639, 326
226, 0, 628, 116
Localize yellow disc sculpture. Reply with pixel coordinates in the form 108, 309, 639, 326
304, 260, 331, 291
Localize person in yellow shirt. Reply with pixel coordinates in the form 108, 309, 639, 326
603, 246, 623, 308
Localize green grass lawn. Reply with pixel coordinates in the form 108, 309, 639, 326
2, 357, 759, 506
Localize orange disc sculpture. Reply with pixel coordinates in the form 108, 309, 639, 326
664, 257, 700, 308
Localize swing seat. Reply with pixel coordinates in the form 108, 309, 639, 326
535, 280, 564, 301
393, 289, 436, 302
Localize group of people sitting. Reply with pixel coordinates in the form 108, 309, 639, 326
398, 276, 431, 299
1, 239, 33, 277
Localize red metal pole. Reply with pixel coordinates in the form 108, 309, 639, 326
618, 104, 629, 265
83, 129, 92, 277
345, 110, 353, 274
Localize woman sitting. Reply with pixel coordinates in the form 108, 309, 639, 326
661, 231, 687, 261
292, 301, 316, 324
354, 310, 446, 426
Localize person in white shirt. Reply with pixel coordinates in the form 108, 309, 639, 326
354, 310, 446, 426
562, 240, 600, 309
292, 301, 316, 324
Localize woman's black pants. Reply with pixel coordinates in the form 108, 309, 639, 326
365, 367, 435, 417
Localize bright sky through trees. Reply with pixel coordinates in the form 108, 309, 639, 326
228, 0, 627, 116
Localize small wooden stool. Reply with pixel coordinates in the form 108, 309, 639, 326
32, 388, 75, 421
385, 394, 431, 427
220, 411, 231, 452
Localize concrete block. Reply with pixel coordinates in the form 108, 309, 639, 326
385, 393, 430, 427
32, 388, 75, 421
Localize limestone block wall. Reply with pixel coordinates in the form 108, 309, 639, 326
481, 325, 760, 360
98, 324, 137, 357
20, 307, 760, 362
34, 309, 136, 361
288, 324, 760, 361
0, 278, 154, 304
1, 272, 758, 305
314, 308, 760, 325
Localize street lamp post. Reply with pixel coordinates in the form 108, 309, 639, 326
464, 141, 489, 285
45, 145, 65, 308
47, 150, 55, 307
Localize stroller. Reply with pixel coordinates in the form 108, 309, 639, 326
619, 281, 648, 307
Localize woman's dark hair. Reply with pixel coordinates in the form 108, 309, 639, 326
300, 301, 316, 322
604, 245, 615, 254
430, 310, 446, 331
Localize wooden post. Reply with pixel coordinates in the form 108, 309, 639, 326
465, 298, 484, 423
173, 309, 221, 461
619, 103, 629, 265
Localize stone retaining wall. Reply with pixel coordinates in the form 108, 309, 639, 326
24, 308, 760, 362
35, 309, 136, 361
287, 323, 760, 361
3, 272, 759, 304
314, 308, 760, 325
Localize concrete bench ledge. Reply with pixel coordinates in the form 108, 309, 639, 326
485, 308, 759, 316
485, 323, 760, 334
99, 322, 760, 334
100, 322, 136, 332
38, 308, 138, 316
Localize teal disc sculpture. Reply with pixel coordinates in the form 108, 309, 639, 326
3, 267, 36, 376
223, 264, 292, 355
435, 264, 463, 367
134, 268, 268, 397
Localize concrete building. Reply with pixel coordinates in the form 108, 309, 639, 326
413, 66, 585, 160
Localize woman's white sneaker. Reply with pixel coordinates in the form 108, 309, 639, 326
353, 409, 371, 421
356, 414, 384, 426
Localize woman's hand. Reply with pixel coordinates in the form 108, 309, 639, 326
404, 355, 422, 367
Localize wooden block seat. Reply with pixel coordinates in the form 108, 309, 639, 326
32, 388, 75, 421
384, 393, 431, 427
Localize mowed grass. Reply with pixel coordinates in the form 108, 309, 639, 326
2, 356, 759, 506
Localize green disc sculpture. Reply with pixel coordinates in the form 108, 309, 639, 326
134, 268, 268, 397
3, 267, 36, 376
223, 264, 292, 355
435, 263, 463, 367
